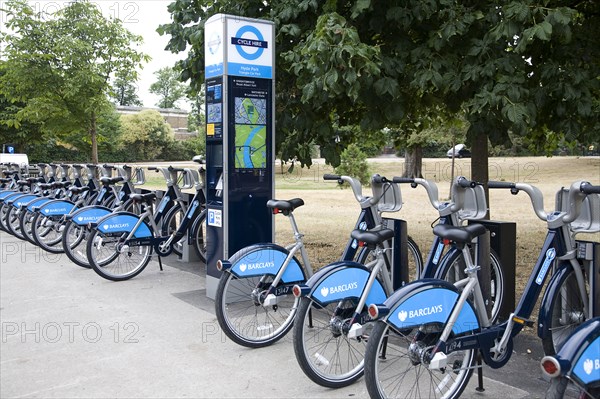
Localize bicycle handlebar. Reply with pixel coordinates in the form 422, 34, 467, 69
580, 182, 600, 195
393, 177, 441, 209
457, 176, 478, 188
489, 180, 598, 223
323, 174, 364, 203
371, 174, 389, 184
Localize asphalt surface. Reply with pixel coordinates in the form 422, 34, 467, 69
1, 230, 550, 398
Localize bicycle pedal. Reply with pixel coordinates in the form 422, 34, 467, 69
348, 323, 363, 339
263, 294, 278, 307
512, 316, 534, 328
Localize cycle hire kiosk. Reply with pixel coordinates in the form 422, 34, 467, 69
204, 14, 274, 299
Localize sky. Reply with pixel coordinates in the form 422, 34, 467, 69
1, 0, 189, 109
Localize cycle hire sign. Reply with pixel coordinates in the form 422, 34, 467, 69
205, 14, 274, 79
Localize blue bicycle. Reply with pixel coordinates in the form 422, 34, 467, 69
363, 180, 599, 399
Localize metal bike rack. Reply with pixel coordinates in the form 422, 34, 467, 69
470, 220, 517, 321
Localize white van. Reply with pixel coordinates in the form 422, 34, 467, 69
0, 153, 29, 165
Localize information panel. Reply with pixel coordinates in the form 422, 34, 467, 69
204, 14, 274, 299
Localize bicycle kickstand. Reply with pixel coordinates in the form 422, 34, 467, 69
476, 352, 485, 392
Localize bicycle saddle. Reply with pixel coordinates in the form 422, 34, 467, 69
129, 193, 156, 203
99, 176, 124, 185
266, 198, 304, 213
350, 229, 395, 246
432, 224, 487, 244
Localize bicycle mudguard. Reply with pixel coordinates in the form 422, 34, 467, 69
537, 262, 573, 340
94, 211, 152, 238
26, 197, 52, 211
305, 261, 387, 307
0, 190, 18, 200
8, 194, 38, 208
68, 205, 112, 225
0, 192, 22, 203
227, 243, 306, 283
554, 318, 600, 385
380, 279, 480, 335
37, 200, 76, 216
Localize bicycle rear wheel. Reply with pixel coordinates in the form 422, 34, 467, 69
31, 213, 65, 253
293, 297, 368, 388
364, 321, 475, 399
215, 272, 298, 348
62, 220, 91, 268
541, 266, 587, 356
546, 376, 599, 399
436, 248, 504, 323
86, 229, 152, 281
5, 206, 25, 239
19, 208, 37, 244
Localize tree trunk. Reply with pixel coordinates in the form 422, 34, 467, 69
403, 146, 423, 178
90, 111, 98, 164
471, 133, 489, 219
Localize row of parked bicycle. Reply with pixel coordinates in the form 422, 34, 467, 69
212, 173, 600, 399
0, 159, 207, 281
1, 160, 598, 398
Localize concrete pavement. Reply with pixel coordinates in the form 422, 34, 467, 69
1, 231, 548, 398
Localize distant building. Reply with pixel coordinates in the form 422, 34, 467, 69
115, 106, 197, 140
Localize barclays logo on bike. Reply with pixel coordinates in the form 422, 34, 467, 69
238, 261, 275, 273
320, 281, 359, 298
398, 304, 443, 322
102, 223, 130, 230
535, 247, 556, 285
77, 215, 101, 222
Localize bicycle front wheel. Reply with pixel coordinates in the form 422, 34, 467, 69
86, 229, 152, 281
160, 205, 184, 257
541, 266, 587, 356
364, 321, 475, 399
192, 209, 207, 263
357, 235, 423, 283
436, 248, 504, 323
292, 297, 368, 388
215, 272, 298, 348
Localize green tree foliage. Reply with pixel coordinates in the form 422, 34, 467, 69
111, 77, 143, 107
0, 0, 148, 163
335, 143, 371, 186
158, 0, 599, 175
119, 110, 174, 160
149, 67, 187, 109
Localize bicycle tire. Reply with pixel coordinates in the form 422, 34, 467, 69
364, 320, 476, 399
191, 209, 207, 263
546, 376, 600, 399
19, 208, 37, 244
0, 202, 9, 231
160, 205, 184, 257
541, 266, 587, 356
86, 229, 152, 281
215, 270, 298, 348
435, 247, 505, 323
292, 296, 369, 388
5, 206, 25, 239
62, 220, 91, 268
357, 235, 423, 283
31, 212, 65, 253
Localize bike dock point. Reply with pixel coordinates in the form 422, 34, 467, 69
203, 14, 275, 299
